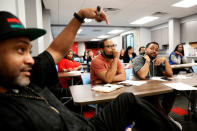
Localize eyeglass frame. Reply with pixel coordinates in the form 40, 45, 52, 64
104, 44, 117, 48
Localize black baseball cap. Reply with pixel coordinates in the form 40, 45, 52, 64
0, 11, 46, 41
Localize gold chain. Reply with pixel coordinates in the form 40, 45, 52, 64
2, 87, 48, 104
1, 87, 60, 114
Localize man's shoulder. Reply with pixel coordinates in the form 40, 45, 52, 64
134, 55, 144, 62
92, 55, 103, 63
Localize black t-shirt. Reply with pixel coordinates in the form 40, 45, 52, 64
0, 51, 94, 131
0, 86, 92, 131
30, 51, 59, 89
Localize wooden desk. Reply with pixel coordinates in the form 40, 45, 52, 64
70, 80, 173, 106
70, 73, 197, 106
171, 63, 197, 69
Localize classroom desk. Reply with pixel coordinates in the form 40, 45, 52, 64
69, 73, 197, 106
69, 79, 174, 106
58, 71, 81, 85
171, 63, 197, 69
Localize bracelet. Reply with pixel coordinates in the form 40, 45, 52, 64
74, 12, 84, 23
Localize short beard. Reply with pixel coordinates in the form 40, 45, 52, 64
14, 75, 30, 87
104, 51, 114, 59
149, 56, 156, 60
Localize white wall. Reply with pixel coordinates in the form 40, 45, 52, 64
111, 35, 122, 51
139, 27, 151, 47
181, 14, 197, 43
0, 0, 26, 26
43, 9, 53, 49
151, 23, 169, 49
78, 42, 85, 56
0, 0, 17, 15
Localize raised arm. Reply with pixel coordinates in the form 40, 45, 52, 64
46, 8, 109, 64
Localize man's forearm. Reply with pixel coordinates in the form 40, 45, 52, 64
47, 17, 82, 64
164, 60, 173, 77
137, 61, 150, 79
112, 73, 126, 82
104, 58, 119, 83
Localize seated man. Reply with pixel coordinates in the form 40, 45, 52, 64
133, 42, 181, 128
90, 39, 126, 84
0, 9, 180, 131
139, 46, 145, 55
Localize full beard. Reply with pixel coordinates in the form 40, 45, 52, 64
104, 51, 114, 59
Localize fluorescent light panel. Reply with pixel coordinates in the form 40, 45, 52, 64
97, 35, 110, 39
130, 16, 159, 25
84, 18, 93, 23
172, 0, 197, 8
108, 29, 124, 34
91, 38, 100, 41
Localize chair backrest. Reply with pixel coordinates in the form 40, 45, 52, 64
74, 57, 80, 62
81, 73, 90, 85
55, 65, 58, 72
192, 66, 197, 73
125, 68, 133, 80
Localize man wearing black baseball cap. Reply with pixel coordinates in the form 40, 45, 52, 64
0, 7, 180, 131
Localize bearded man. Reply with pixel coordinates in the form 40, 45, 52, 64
90, 39, 126, 84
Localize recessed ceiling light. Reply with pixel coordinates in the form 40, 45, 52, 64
108, 29, 124, 34
85, 19, 93, 23
130, 16, 159, 25
97, 35, 110, 39
91, 39, 100, 41
172, 0, 197, 8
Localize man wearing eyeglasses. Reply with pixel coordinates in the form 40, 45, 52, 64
90, 39, 126, 84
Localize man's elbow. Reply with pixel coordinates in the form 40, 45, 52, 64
168, 72, 173, 77
138, 75, 146, 80
104, 79, 113, 83
136, 72, 146, 80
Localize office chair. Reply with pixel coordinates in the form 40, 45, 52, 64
81, 73, 90, 85
192, 65, 197, 73
125, 68, 133, 80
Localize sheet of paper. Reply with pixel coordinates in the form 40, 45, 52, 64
151, 77, 167, 81
118, 80, 147, 86
163, 82, 197, 90
173, 75, 191, 79
92, 84, 123, 93
66, 71, 82, 74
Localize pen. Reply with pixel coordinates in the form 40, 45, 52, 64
97, 6, 101, 16
125, 122, 135, 131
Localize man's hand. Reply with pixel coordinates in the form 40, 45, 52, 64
113, 50, 120, 59
143, 55, 151, 62
153, 57, 167, 66
77, 8, 109, 24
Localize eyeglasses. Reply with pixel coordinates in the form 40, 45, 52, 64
104, 44, 117, 48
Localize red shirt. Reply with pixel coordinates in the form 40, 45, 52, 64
90, 54, 123, 84
58, 58, 81, 72
58, 58, 81, 88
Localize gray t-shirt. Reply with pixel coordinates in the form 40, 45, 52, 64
133, 55, 165, 79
